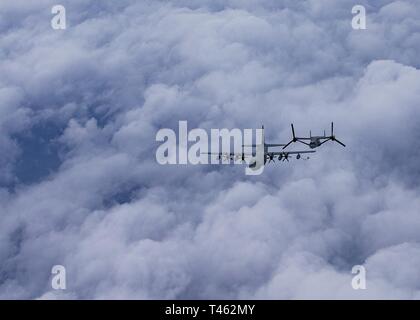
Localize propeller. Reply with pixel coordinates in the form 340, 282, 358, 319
282, 124, 297, 149
330, 122, 346, 147
267, 153, 275, 163
222, 153, 231, 161
283, 124, 309, 149
282, 153, 289, 162
235, 154, 246, 162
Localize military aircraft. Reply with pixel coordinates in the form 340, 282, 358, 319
283, 122, 346, 149
205, 125, 315, 172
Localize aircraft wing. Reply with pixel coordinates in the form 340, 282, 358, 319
269, 150, 315, 155
265, 143, 286, 147
201, 152, 252, 156
201, 152, 254, 160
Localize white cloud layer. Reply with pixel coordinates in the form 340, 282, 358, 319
1, 0, 420, 299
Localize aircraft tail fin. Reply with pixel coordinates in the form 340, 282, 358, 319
262, 125, 265, 146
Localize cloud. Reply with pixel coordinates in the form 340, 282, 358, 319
1, 0, 420, 299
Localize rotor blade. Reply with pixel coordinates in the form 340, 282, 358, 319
282, 140, 294, 149
291, 123, 296, 139
334, 139, 346, 147
331, 122, 334, 136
